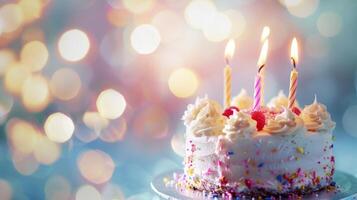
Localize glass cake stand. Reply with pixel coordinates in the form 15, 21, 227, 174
151, 170, 357, 200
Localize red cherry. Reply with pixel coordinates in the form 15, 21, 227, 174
292, 107, 301, 116
222, 106, 239, 118
219, 176, 228, 185
244, 179, 253, 189
251, 111, 266, 131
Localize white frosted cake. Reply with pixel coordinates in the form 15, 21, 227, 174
177, 92, 336, 198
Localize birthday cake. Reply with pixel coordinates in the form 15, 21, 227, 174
171, 35, 336, 198
178, 93, 335, 198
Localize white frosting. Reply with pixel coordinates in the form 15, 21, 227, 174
301, 98, 335, 132
264, 107, 303, 135
267, 90, 288, 108
231, 89, 253, 110
268, 90, 300, 110
182, 96, 225, 137
182, 95, 335, 193
223, 110, 256, 140
184, 128, 334, 193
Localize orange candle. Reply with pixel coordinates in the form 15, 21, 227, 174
224, 39, 235, 108
288, 38, 299, 109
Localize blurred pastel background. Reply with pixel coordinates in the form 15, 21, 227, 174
0, 0, 356, 199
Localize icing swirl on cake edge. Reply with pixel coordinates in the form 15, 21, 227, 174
301, 98, 335, 132
264, 107, 303, 135
223, 110, 257, 140
182, 96, 225, 137
231, 89, 253, 110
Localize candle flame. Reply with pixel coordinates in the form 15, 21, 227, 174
257, 39, 269, 69
260, 26, 270, 42
224, 39, 235, 64
290, 37, 298, 66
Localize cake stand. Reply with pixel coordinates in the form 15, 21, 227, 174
151, 170, 357, 200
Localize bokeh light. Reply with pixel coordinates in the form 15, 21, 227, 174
133, 106, 169, 139
170, 133, 185, 157
58, 29, 90, 62
225, 10, 246, 39
0, 87, 13, 124
96, 89, 126, 120
0, 179, 12, 200
82, 111, 109, 133
20, 40, 48, 72
75, 185, 101, 200
0, 49, 15, 76
317, 11, 342, 38
0, 4, 23, 33
280, 0, 301, 7
44, 112, 75, 143
45, 175, 71, 200
21, 74, 50, 112
99, 118, 127, 142
202, 12, 231, 42
7, 118, 38, 155
4, 63, 30, 96
18, 0, 42, 23
122, 0, 155, 14
77, 150, 115, 184
342, 105, 357, 138
33, 135, 61, 165
130, 24, 161, 55
50, 68, 82, 101
168, 68, 199, 98
12, 153, 39, 176
152, 10, 185, 44
184, 0, 216, 30
286, 0, 319, 18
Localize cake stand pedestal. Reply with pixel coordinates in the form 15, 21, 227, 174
151, 170, 357, 200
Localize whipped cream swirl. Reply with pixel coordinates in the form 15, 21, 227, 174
231, 89, 253, 110
301, 98, 335, 132
182, 96, 225, 137
268, 90, 288, 108
223, 110, 256, 140
264, 107, 302, 134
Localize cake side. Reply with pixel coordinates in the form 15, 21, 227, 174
181, 95, 335, 196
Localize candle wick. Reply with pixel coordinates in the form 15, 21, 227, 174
291, 57, 296, 69
258, 64, 265, 73
225, 57, 230, 65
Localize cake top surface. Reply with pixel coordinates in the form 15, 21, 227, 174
183, 93, 335, 138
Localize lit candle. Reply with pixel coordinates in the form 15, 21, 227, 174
260, 26, 270, 42
224, 39, 235, 108
260, 26, 270, 105
288, 38, 299, 109
253, 39, 269, 111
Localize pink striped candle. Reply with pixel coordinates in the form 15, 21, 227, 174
253, 73, 262, 111
253, 39, 268, 111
